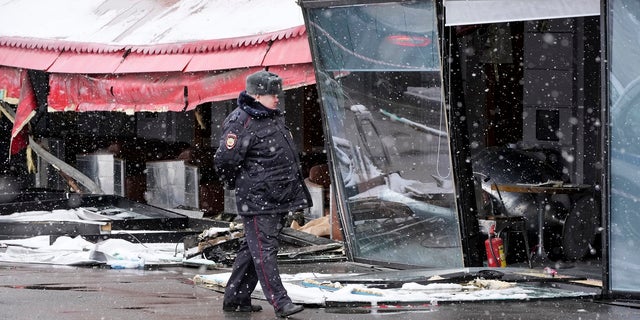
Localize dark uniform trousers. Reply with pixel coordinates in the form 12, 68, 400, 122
223, 213, 292, 311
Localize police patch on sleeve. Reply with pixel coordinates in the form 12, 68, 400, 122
225, 133, 237, 149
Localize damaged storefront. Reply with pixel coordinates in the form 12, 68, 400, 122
0, 1, 338, 268
296, 0, 640, 304
1, 0, 640, 311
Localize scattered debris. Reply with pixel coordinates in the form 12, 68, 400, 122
291, 215, 331, 237
193, 271, 598, 307
467, 278, 515, 290
279, 243, 343, 259
0, 192, 345, 268
544, 267, 558, 278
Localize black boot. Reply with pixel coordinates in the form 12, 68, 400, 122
275, 303, 304, 317
223, 303, 263, 312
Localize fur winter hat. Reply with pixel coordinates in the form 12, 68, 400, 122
245, 70, 283, 95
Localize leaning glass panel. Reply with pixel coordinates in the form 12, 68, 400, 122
307, 1, 463, 268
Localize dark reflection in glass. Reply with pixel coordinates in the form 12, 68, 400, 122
307, 1, 463, 268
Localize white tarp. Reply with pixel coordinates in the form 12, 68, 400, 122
444, 0, 600, 26
0, 235, 188, 267
0, 208, 222, 267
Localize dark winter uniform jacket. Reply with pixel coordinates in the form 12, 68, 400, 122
213, 91, 312, 215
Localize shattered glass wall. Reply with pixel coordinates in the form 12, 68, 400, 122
304, 1, 463, 268
609, 0, 640, 294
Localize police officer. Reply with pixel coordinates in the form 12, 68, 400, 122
214, 70, 311, 318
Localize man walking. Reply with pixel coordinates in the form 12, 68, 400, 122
214, 70, 311, 318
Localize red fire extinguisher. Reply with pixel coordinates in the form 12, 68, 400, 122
485, 224, 506, 267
